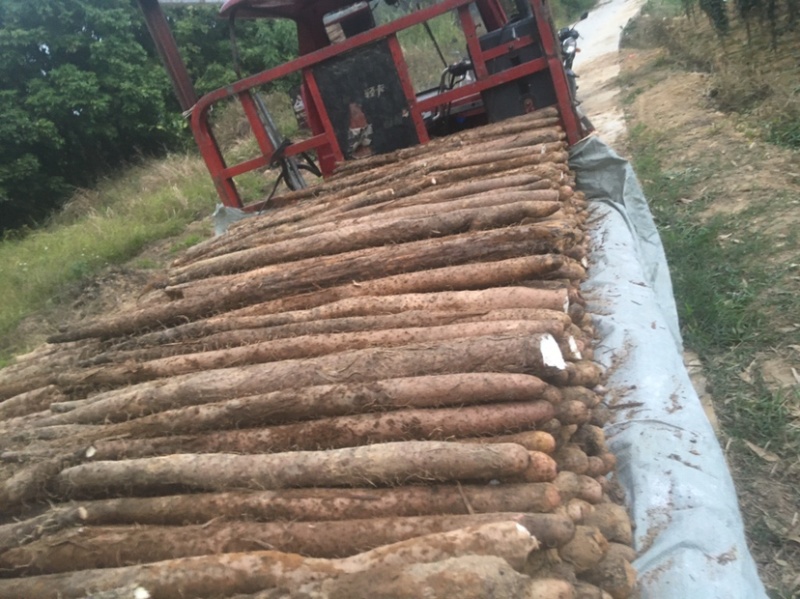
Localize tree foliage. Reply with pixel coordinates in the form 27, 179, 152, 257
0, 0, 297, 232
692, 0, 797, 39
0, 0, 179, 230
699, 0, 730, 33
167, 5, 297, 94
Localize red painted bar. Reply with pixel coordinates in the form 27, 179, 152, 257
459, 5, 489, 80
220, 155, 269, 180
387, 35, 430, 145
302, 70, 344, 164
481, 35, 536, 62
137, 0, 197, 112
238, 91, 277, 160
192, 0, 475, 113
283, 134, 330, 157
528, 0, 581, 143
190, 115, 242, 208
184, 0, 583, 206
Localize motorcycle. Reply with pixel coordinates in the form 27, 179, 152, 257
558, 11, 588, 101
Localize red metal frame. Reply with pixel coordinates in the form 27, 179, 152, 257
138, 0, 197, 112
302, 69, 344, 174
387, 35, 430, 146
458, 5, 488, 80
141, 0, 586, 210
530, 0, 583, 145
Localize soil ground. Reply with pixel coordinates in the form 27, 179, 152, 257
577, 6, 800, 595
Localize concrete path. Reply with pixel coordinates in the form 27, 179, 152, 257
570, 0, 645, 147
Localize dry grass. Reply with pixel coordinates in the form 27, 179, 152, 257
623, 0, 800, 147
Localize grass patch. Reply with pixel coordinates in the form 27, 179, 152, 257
659, 219, 769, 350
628, 124, 800, 453
766, 115, 800, 149
395, 11, 468, 93
728, 381, 800, 449
0, 154, 218, 360
629, 125, 770, 351
552, 0, 597, 25
642, 0, 685, 13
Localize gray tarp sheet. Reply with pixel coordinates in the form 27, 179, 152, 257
570, 136, 767, 598
213, 203, 251, 236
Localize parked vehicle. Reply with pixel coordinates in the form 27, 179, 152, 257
558, 11, 588, 101
137, 0, 589, 206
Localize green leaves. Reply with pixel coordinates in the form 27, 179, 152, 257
0, 0, 299, 232
0, 0, 178, 230
698, 0, 730, 34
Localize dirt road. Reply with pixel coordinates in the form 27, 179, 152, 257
571, 0, 644, 146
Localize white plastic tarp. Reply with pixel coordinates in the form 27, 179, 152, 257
212, 203, 251, 236
570, 136, 767, 599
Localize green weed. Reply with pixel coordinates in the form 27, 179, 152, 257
622, 85, 646, 105
643, 0, 686, 13
630, 126, 774, 351
0, 154, 216, 358
133, 258, 160, 270
729, 382, 800, 450
628, 125, 799, 450
170, 233, 206, 255
766, 115, 800, 149
396, 12, 466, 93
552, 0, 597, 25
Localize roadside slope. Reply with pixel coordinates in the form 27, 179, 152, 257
618, 20, 800, 598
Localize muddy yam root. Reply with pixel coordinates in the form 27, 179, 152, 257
0, 512, 575, 574
44, 334, 568, 425
87, 400, 557, 459
65, 320, 570, 387
0, 521, 540, 599
285, 557, 576, 599
109, 286, 571, 350
0, 483, 561, 544
0, 119, 635, 598
168, 200, 564, 284
49, 223, 579, 342
54, 441, 532, 498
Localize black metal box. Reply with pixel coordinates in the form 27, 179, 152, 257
312, 40, 420, 160
478, 16, 557, 122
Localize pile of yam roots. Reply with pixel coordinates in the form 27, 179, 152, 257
0, 107, 637, 599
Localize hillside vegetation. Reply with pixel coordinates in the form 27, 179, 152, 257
620, 0, 799, 595
0, 0, 296, 233
0, 0, 595, 363
1, 0, 798, 592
